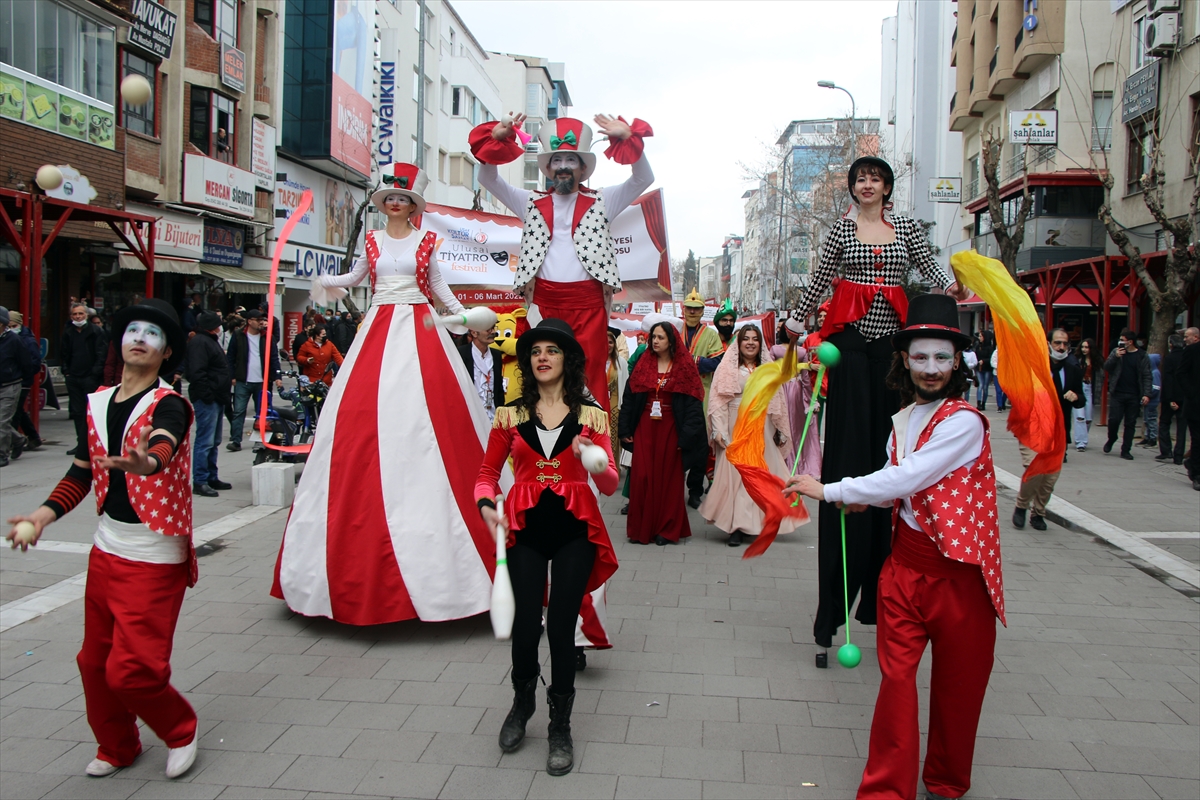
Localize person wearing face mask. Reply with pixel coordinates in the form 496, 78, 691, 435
296, 324, 344, 387
273, 162, 499, 626
7, 299, 202, 781
781, 157, 972, 667
787, 294, 1005, 800
1012, 329, 1083, 531
470, 112, 655, 412
712, 300, 737, 349
61, 301, 109, 457
1103, 329, 1152, 460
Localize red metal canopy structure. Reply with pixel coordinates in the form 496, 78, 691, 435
0, 188, 158, 426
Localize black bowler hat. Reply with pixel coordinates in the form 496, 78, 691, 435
848, 156, 895, 204
517, 318, 585, 361
893, 294, 973, 352
111, 298, 187, 375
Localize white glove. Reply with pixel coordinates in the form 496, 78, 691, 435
310, 278, 348, 307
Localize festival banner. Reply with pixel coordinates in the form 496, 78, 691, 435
422, 188, 673, 304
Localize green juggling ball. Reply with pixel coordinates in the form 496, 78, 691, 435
837, 643, 862, 669
815, 341, 841, 368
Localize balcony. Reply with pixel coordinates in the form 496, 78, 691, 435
967, 178, 981, 199
1091, 127, 1112, 152
1006, 151, 1025, 180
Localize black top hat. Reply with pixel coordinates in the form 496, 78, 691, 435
893, 294, 973, 352
111, 298, 187, 375
848, 156, 895, 204
517, 318, 585, 362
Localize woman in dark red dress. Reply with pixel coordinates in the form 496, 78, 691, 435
619, 321, 707, 545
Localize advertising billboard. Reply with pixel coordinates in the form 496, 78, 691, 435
273, 159, 366, 251
330, 0, 374, 177
183, 153, 256, 218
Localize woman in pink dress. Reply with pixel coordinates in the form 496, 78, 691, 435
272, 162, 497, 625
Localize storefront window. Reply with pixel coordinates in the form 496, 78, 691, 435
121, 50, 156, 136
0, 0, 115, 105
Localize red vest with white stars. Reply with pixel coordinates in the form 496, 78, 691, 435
365, 229, 437, 298
86, 384, 197, 584
891, 398, 1006, 624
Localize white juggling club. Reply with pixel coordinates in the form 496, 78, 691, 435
423, 307, 499, 332
490, 497, 516, 641
580, 444, 608, 475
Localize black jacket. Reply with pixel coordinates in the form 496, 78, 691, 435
1179, 342, 1200, 422
14, 326, 42, 387
0, 328, 36, 385
1104, 347, 1153, 399
618, 384, 707, 473
185, 330, 232, 405
1051, 358, 1086, 436
1160, 348, 1185, 407
457, 342, 505, 408
226, 328, 281, 384
60, 322, 107, 380
329, 318, 357, 356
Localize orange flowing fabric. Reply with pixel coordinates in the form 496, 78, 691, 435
950, 250, 1064, 478
726, 344, 811, 559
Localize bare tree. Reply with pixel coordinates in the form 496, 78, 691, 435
979, 128, 1033, 277
333, 183, 380, 316
1097, 139, 1200, 354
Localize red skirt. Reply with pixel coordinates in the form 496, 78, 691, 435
627, 398, 692, 544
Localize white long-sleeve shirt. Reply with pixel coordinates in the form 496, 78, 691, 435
323, 229, 462, 312
479, 157, 654, 283
823, 401, 985, 528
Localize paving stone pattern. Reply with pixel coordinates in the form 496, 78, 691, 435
0, 409, 1196, 799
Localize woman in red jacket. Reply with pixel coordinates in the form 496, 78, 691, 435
296, 325, 343, 387
475, 318, 618, 777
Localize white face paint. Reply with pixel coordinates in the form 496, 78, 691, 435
549, 153, 580, 172
904, 337, 956, 374
123, 321, 167, 353
384, 194, 410, 206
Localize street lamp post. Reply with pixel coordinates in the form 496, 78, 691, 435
817, 80, 857, 163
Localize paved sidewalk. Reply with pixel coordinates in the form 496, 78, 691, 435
0, 410, 1196, 799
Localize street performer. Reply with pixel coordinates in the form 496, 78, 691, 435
470, 111, 655, 409
7, 299, 200, 781
787, 294, 1005, 800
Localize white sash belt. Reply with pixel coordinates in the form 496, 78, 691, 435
372, 275, 430, 306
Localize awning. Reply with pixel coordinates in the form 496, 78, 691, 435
199, 264, 275, 294
119, 253, 201, 275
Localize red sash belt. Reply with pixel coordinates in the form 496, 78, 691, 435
824, 280, 908, 337
891, 518, 980, 578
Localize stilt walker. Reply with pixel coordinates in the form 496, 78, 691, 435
7, 300, 201, 780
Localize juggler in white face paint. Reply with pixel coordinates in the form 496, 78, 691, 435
122, 321, 167, 353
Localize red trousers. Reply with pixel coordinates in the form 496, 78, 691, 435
77, 548, 197, 766
532, 278, 610, 412
858, 522, 997, 800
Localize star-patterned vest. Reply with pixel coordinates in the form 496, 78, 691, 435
891, 398, 1006, 624
86, 382, 197, 585
513, 188, 622, 293
364, 229, 437, 299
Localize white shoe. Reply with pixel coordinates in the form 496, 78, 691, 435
86, 758, 118, 777
165, 738, 197, 779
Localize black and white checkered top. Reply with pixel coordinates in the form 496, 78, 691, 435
789, 211, 951, 342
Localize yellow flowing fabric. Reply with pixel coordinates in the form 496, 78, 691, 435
950, 250, 1064, 479
727, 345, 811, 559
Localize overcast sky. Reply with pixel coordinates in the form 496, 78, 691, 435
454, 0, 898, 261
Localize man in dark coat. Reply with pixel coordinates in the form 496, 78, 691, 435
1157, 333, 1188, 465
60, 301, 108, 456
185, 312, 232, 497
329, 311, 357, 356
1103, 328, 1153, 460
457, 326, 504, 422
6, 310, 43, 452
1179, 327, 1200, 491
1, 306, 37, 467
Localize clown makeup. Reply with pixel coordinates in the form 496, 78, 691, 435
384, 194, 411, 207
549, 153, 581, 172
904, 338, 956, 373
123, 321, 167, 352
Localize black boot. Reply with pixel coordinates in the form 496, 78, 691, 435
498, 673, 538, 753
546, 688, 576, 776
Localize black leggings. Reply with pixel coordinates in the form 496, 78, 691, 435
508, 519, 595, 694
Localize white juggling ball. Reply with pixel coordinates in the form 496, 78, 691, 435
35, 165, 63, 191
11, 521, 37, 549
121, 74, 152, 106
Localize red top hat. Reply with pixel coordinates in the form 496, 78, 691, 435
536, 118, 597, 181
371, 162, 429, 214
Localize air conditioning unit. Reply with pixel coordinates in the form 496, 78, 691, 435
1147, 0, 1181, 16
1145, 12, 1179, 56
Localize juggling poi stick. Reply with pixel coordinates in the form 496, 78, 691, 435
490, 497, 516, 641
789, 341, 841, 507
836, 507, 862, 668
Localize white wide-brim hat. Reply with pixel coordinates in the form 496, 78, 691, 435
537, 118, 597, 182
370, 162, 428, 215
